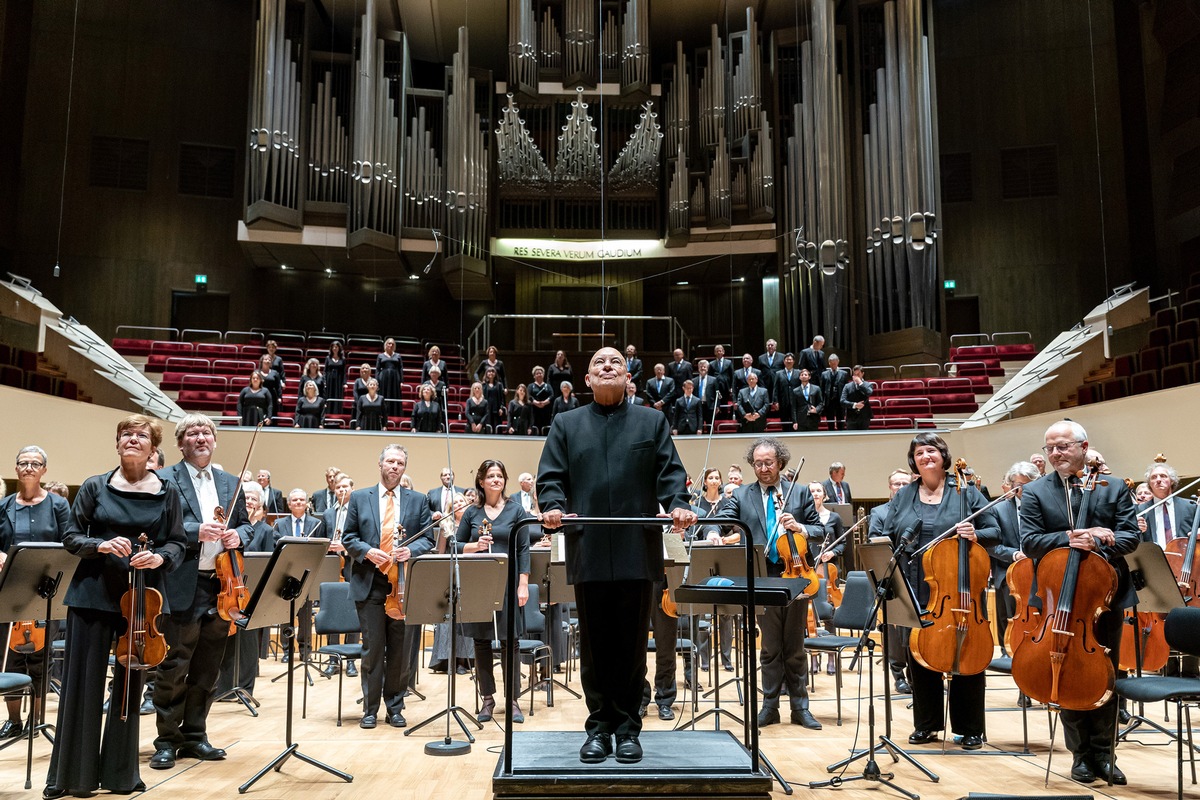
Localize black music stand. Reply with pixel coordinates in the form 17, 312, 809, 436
404, 553, 508, 754
528, 548, 580, 705
235, 537, 352, 793
272, 554, 343, 692
1118, 541, 1189, 742
212, 552, 274, 716
816, 541, 935, 797
0, 542, 74, 788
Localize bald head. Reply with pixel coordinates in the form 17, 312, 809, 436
586, 347, 628, 404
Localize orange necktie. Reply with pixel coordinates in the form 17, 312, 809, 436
381, 490, 396, 556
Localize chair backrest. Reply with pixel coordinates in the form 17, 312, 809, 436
812, 578, 834, 622
1164, 606, 1200, 658
830, 571, 874, 631
314, 581, 362, 636
521, 582, 544, 638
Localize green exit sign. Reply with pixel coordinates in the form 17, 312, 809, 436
194, 274, 208, 285
943, 279, 956, 290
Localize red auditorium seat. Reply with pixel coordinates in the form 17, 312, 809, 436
1112, 354, 1138, 378
1168, 339, 1196, 367
715, 421, 739, 434
1161, 364, 1191, 389
1177, 318, 1199, 343
1179, 300, 1200, 322
112, 338, 155, 356
1076, 384, 1098, 405
1147, 326, 1172, 349
993, 343, 1036, 359
1138, 346, 1165, 372
1101, 378, 1128, 401
1128, 370, 1159, 395
1155, 307, 1179, 329
195, 343, 238, 358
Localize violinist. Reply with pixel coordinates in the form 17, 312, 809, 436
880, 433, 998, 751
153, 414, 250, 770
1019, 421, 1139, 785
0, 446, 72, 739
988, 462, 1037, 658
717, 437, 824, 730
340, 444, 435, 729
45, 415, 185, 799
456, 461, 531, 724
1138, 460, 1195, 548
807, 481, 844, 676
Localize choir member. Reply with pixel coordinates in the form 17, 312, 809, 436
466, 382, 491, 434
355, 379, 387, 431
412, 383, 442, 433
294, 380, 326, 428
237, 370, 273, 426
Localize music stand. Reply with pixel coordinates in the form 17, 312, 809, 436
211, 552, 276, 716
1118, 541, 1189, 741
528, 549, 579, 705
816, 541, 936, 795
0, 542, 74, 787
404, 553, 508, 754
235, 537, 352, 793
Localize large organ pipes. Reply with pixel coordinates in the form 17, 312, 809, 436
601, 10, 620, 73
620, 0, 649, 92
665, 42, 689, 156
308, 57, 350, 205
608, 102, 661, 189
563, 0, 597, 86
861, 0, 940, 333
444, 27, 488, 263
697, 25, 725, 148
553, 88, 602, 184
707, 129, 731, 227
748, 110, 774, 218
508, 0, 538, 95
667, 143, 689, 235
247, 0, 303, 224
539, 8, 561, 71
730, 9, 761, 143
496, 94, 551, 184
402, 102, 444, 231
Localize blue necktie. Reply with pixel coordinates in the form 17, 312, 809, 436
295, 518, 303, 537
766, 486, 779, 562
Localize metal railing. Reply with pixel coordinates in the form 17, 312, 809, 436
466, 314, 689, 363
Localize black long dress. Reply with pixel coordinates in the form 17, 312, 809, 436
455, 502, 531, 697
47, 472, 186, 796
465, 397, 490, 433
421, 358, 448, 385
323, 355, 346, 410
259, 368, 283, 409
546, 364, 572, 395
237, 386, 273, 426
528, 381, 553, 432
294, 395, 326, 428
506, 399, 532, 435
482, 382, 506, 424
475, 359, 506, 388
375, 352, 403, 400
551, 394, 578, 421
412, 400, 442, 433
355, 394, 387, 431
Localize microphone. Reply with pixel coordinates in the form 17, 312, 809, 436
898, 521, 921, 554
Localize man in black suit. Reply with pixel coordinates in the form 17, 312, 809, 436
819, 354, 849, 431
255, 469, 285, 513
756, 339, 783, 394
625, 381, 644, 405
732, 353, 761, 397
709, 345, 735, 398
271, 488, 325, 661
643, 363, 677, 423
822, 463, 852, 506
797, 335, 826, 375
672, 380, 703, 435
989, 461, 1038, 657
310, 466, 341, 513
509, 472, 538, 515
1138, 460, 1197, 547
841, 365, 874, 430
718, 437, 823, 730
692, 360, 718, 425
869, 469, 915, 693
426, 467, 465, 524
773, 353, 802, 422
153, 414, 250, 769
790, 368, 823, 432
665, 348, 693, 388
624, 344, 644, 390
736, 371, 770, 433
1019, 420, 1140, 786
538, 346, 695, 765
341, 444, 435, 729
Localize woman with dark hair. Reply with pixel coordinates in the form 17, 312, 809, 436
44, 415, 186, 799
354, 378, 387, 431
546, 350, 572, 395
466, 382, 490, 434
375, 338, 403, 402
551, 380, 578, 421
323, 341, 346, 412
482, 366, 506, 427
0, 446, 73, 738
237, 370, 274, 426
264, 339, 284, 376
412, 383, 442, 433
475, 345, 506, 388
294, 380, 326, 428
879, 432, 998, 751
506, 383, 532, 435
455, 460, 531, 724
528, 367, 553, 433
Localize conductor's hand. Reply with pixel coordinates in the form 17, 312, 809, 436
542, 510, 565, 529
957, 521, 976, 542
366, 548, 392, 569
130, 550, 164, 570
661, 507, 697, 531
99, 537, 133, 558
198, 521, 226, 543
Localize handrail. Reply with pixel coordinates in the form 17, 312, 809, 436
180, 328, 223, 343
114, 325, 179, 342
466, 313, 689, 368
989, 331, 1033, 345
897, 362, 942, 378
948, 333, 990, 346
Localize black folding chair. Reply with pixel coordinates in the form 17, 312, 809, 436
804, 571, 876, 724
313, 582, 364, 726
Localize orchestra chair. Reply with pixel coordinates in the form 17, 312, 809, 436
805, 579, 836, 690
0, 672, 35, 788
1110, 606, 1200, 798
312, 581, 365, 727
803, 571, 875, 725
985, 656, 1030, 753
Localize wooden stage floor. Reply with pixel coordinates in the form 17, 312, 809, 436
0, 647, 1191, 799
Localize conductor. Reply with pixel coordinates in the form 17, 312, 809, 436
538, 346, 696, 765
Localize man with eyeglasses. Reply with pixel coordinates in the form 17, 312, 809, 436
718, 437, 824, 730
1018, 420, 1139, 786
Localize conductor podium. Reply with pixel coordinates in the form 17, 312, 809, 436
492, 518, 782, 800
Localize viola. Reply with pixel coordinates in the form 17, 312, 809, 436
1165, 514, 1200, 608
775, 491, 819, 590
1004, 557, 1041, 656
8, 620, 45, 654
116, 533, 168, 720
1012, 462, 1118, 710
384, 524, 406, 621
213, 506, 249, 634
910, 459, 994, 677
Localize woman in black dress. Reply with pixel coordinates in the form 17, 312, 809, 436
300, 358, 324, 398
879, 432, 998, 751
0, 446, 73, 738
264, 339, 284, 376
256, 354, 283, 410
45, 415, 186, 799
323, 341, 346, 412
481, 366, 506, 427
528, 366, 553, 433
237, 370, 274, 426
375, 338, 403, 402
412, 383, 442, 433
474, 345, 506, 388
506, 383, 532, 435
422, 345, 448, 386
354, 378, 387, 431
693, 466, 736, 672
425, 366, 449, 407
546, 350, 572, 395
456, 459, 531, 724
352, 363, 373, 404
465, 382, 490, 434
550, 380, 578, 421
294, 380, 326, 428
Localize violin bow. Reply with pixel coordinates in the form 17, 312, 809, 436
219, 420, 265, 526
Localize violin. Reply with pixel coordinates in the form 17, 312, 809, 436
213, 506, 249, 634
1011, 460, 1118, 710
8, 620, 45, 654
115, 533, 167, 720
384, 523, 407, 621
774, 484, 819, 591
910, 459, 994, 677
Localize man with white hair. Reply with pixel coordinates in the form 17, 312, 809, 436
989, 461, 1038, 656
1138, 459, 1196, 548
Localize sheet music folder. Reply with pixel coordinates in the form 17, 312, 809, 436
674, 575, 810, 608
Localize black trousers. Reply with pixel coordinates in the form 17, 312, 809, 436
907, 653, 986, 736
576, 579, 653, 737
355, 583, 417, 717
758, 597, 810, 710
153, 575, 229, 750
214, 628, 260, 695
1062, 607, 1123, 759
47, 608, 145, 794
698, 614, 734, 668
473, 638, 514, 698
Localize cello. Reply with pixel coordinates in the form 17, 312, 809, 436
115, 533, 168, 720
1164, 500, 1200, 608
1005, 557, 1040, 656
1011, 459, 1118, 710
909, 459, 994, 677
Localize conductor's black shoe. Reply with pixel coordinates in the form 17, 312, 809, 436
756, 707, 780, 728
792, 709, 822, 730
149, 748, 176, 770
1093, 757, 1126, 786
615, 735, 643, 764
894, 680, 912, 694
657, 704, 674, 720
579, 733, 613, 763
42, 787, 67, 799
960, 734, 984, 750
346, 661, 358, 677
1070, 754, 1096, 783
908, 729, 938, 745
359, 714, 377, 729
178, 741, 226, 761
388, 712, 406, 728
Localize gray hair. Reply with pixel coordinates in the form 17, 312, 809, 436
16, 445, 47, 466
288, 488, 308, 501
827, 353, 840, 363
1006, 461, 1041, 484
1049, 419, 1088, 442
241, 482, 264, 503
1145, 461, 1179, 488
379, 444, 409, 464
828, 461, 845, 475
